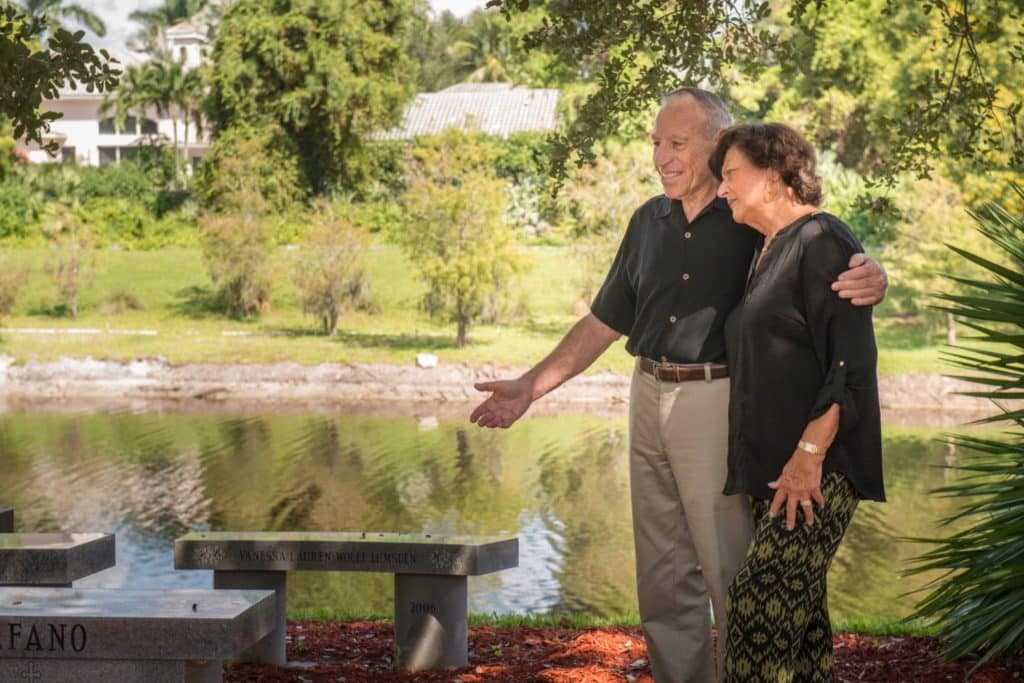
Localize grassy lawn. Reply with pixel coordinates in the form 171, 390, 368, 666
288, 607, 937, 636
0, 244, 952, 375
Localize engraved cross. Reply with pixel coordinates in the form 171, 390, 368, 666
22, 662, 42, 681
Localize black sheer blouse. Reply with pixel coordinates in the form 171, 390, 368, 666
724, 212, 885, 502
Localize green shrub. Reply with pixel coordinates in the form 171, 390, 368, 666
42, 204, 98, 319
399, 129, 523, 348
77, 163, 155, 204
0, 180, 35, 239
193, 123, 307, 213
0, 260, 29, 324
98, 290, 145, 315
78, 197, 152, 246
200, 197, 276, 318
290, 208, 375, 335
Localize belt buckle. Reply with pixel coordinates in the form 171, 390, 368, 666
652, 359, 679, 383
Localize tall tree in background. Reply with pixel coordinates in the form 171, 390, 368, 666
16, 0, 105, 37
405, 4, 464, 91
448, 9, 518, 83
204, 0, 416, 196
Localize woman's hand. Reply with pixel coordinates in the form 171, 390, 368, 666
768, 449, 825, 530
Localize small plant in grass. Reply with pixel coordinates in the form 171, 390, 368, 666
0, 262, 29, 328
98, 290, 145, 315
291, 206, 375, 336
906, 184, 1024, 671
199, 190, 276, 319
42, 203, 98, 319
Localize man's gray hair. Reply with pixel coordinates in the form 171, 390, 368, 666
661, 87, 733, 139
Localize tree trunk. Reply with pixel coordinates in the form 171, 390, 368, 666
456, 304, 468, 348
182, 110, 190, 181
171, 117, 181, 189
946, 312, 956, 346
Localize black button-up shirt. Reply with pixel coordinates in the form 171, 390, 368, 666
590, 196, 761, 363
724, 213, 885, 501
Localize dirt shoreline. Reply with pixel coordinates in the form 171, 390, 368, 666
0, 355, 1011, 425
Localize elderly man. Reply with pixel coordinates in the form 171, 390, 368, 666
470, 88, 886, 683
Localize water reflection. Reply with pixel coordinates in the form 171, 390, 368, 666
0, 407, 976, 620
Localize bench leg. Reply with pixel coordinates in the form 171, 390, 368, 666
393, 574, 468, 671
213, 570, 286, 666
0, 507, 12, 533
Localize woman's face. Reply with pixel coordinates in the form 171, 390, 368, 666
716, 146, 774, 229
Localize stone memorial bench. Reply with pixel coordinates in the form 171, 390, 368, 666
0, 533, 115, 587
175, 531, 518, 670
0, 587, 276, 683
0, 508, 12, 534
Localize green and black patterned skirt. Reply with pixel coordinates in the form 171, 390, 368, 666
724, 471, 859, 683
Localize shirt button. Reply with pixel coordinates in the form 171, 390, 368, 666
669, 315, 677, 323
684, 231, 692, 239
681, 273, 690, 281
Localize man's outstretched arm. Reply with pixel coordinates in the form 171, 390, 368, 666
470, 313, 622, 429
833, 253, 888, 306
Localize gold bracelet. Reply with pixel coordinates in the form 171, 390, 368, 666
797, 439, 822, 455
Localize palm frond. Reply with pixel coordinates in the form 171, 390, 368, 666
906, 184, 1024, 670
905, 184, 1024, 671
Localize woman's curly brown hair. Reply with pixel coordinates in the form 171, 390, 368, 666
708, 123, 822, 205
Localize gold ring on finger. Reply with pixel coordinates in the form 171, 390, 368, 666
799, 500, 812, 507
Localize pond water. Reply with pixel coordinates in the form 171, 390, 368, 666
0, 405, 979, 621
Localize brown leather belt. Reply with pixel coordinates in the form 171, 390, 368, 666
638, 357, 729, 382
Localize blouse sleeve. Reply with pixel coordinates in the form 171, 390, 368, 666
800, 218, 878, 436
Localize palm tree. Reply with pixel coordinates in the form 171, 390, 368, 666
102, 57, 204, 188
447, 10, 519, 83
128, 0, 209, 55
17, 0, 106, 37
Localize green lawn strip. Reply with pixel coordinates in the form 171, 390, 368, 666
286, 608, 937, 636
0, 245, 962, 375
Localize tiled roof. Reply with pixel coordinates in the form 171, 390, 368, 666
373, 83, 559, 140
166, 21, 202, 36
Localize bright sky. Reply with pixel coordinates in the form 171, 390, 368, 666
74, 0, 489, 52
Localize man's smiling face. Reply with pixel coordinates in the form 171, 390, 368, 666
651, 96, 720, 203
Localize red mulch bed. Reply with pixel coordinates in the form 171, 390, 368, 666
225, 620, 1024, 682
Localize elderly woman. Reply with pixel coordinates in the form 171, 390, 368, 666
708, 123, 885, 682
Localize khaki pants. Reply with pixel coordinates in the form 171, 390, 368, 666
629, 361, 754, 683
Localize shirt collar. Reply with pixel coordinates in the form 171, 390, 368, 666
654, 195, 730, 221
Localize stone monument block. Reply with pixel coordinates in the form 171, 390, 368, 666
0, 533, 115, 586
0, 587, 276, 683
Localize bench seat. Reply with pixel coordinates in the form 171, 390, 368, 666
175, 531, 518, 670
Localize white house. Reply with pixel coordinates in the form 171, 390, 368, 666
18, 22, 209, 168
